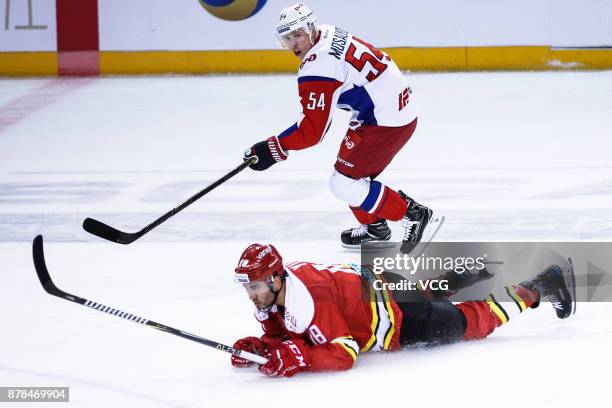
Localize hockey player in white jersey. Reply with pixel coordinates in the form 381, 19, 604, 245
243, 3, 438, 253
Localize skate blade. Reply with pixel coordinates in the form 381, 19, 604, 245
566, 258, 577, 316
341, 241, 397, 251
410, 215, 445, 256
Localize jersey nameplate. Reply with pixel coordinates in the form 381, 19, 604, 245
329, 27, 349, 60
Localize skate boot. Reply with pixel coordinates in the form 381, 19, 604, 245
520, 259, 576, 319
341, 219, 391, 249
420, 261, 498, 299
398, 191, 433, 255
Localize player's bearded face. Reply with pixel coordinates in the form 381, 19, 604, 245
281, 29, 313, 61
243, 280, 275, 310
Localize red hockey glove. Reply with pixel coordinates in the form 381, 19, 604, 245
258, 339, 311, 378
244, 136, 288, 171
231, 336, 270, 368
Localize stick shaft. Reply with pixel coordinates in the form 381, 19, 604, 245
83, 158, 255, 244
32, 235, 267, 365
140, 158, 255, 235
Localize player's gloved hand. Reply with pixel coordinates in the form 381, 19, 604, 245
258, 339, 311, 377
231, 336, 270, 368
244, 136, 288, 171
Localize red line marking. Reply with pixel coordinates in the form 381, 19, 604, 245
58, 51, 100, 76
0, 78, 94, 133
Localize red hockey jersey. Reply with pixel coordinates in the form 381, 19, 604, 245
253, 261, 403, 372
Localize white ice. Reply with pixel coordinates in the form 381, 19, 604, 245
1, 71, 612, 407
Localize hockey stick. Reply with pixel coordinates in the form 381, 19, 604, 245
32, 235, 268, 365
83, 157, 257, 244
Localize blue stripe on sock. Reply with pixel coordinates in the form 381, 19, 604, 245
360, 181, 382, 212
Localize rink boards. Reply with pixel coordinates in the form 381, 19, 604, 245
3, 46, 612, 76
1, 0, 612, 76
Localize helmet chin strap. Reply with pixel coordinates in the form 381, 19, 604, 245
258, 270, 286, 313
310, 29, 320, 46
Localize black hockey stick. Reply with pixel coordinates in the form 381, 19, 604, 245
32, 235, 267, 365
83, 157, 257, 244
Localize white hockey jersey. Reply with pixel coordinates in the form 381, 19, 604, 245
278, 24, 418, 151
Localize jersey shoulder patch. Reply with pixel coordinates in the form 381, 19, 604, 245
299, 32, 346, 81
299, 53, 318, 70
298, 52, 341, 80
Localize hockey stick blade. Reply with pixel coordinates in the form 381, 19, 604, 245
33, 235, 64, 297
83, 217, 138, 244
31, 235, 267, 365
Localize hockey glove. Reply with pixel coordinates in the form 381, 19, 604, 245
231, 336, 270, 368
244, 136, 288, 171
258, 339, 311, 378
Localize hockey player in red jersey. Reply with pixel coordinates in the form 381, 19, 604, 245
230, 243, 576, 377
242, 3, 438, 253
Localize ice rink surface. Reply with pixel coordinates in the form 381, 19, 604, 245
1, 71, 612, 406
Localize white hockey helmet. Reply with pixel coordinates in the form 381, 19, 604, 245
275, 3, 318, 47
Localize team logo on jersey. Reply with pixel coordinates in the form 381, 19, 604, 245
284, 309, 298, 329
299, 54, 317, 70
198, 0, 267, 21
343, 134, 355, 150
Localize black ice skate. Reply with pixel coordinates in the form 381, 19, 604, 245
521, 259, 576, 319
341, 219, 392, 249
422, 261, 499, 299
398, 191, 433, 255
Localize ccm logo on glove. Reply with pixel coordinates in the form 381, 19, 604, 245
288, 342, 306, 366
259, 339, 311, 378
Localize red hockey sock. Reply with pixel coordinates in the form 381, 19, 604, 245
372, 187, 408, 221
456, 301, 500, 340
357, 181, 408, 222
456, 285, 539, 340
350, 206, 380, 224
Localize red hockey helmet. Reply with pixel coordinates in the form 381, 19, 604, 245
234, 243, 284, 284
